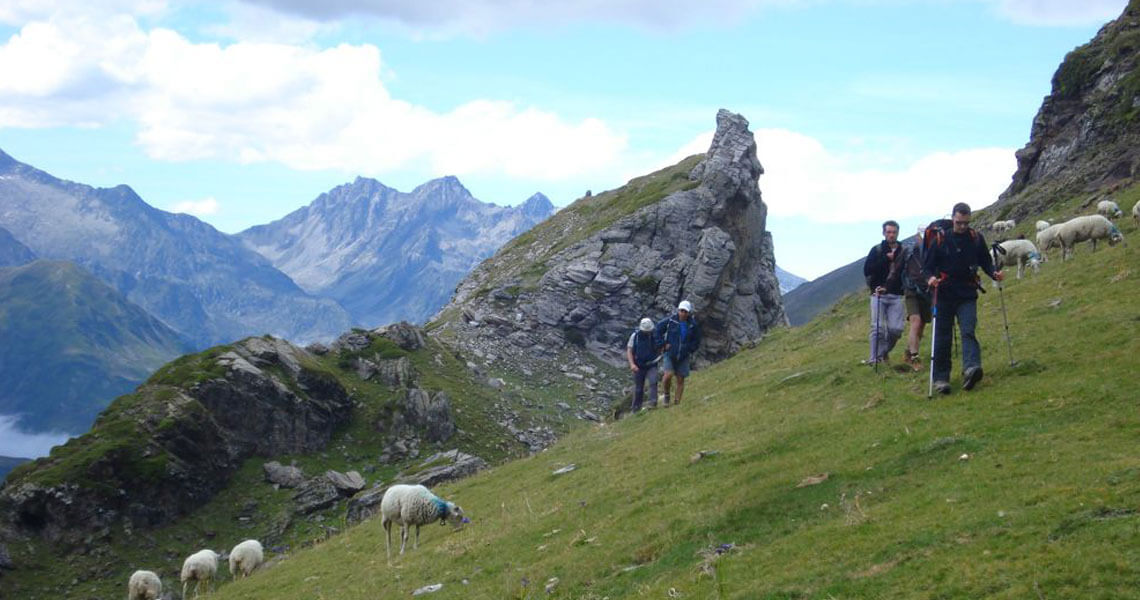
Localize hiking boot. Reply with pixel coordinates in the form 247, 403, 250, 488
904, 351, 923, 372
962, 367, 983, 391
933, 381, 951, 395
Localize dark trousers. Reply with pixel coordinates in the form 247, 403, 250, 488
932, 296, 980, 383
632, 364, 659, 410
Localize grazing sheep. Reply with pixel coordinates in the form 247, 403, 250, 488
1035, 220, 1051, 232
229, 539, 264, 580
1133, 199, 1140, 224
380, 484, 466, 558
992, 219, 1016, 233
992, 239, 1041, 279
1054, 214, 1125, 260
127, 570, 162, 600
181, 549, 219, 599
1097, 199, 1123, 218
1035, 224, 1062, 261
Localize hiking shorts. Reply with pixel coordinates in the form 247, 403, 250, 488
663, 353, 691, 377
905, 291, 932, 324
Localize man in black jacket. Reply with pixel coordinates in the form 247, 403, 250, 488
862, 220, 905, 365
923, 203, 1004, 394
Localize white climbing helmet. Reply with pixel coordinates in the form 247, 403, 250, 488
677, 300, 693, 313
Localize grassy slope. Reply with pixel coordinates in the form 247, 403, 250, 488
183, 211, 1139, 598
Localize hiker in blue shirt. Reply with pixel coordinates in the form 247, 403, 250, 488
923, 202, 1004, 394
654, 300, 701, 407
626, 318, 662, 412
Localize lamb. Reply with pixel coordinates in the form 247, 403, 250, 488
229, 539, 264, 580
1054, 214, 1125, 260
1096, 199, 1123, 218
992, 239, 1041, 279
127, 570, 162, 600
992, 219, 1016, 233
1035, 220, 1051, 232
181, 549, 219, 599
380, 484, 466, 558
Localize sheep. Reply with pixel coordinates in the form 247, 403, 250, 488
181, 549, 219, 599
992, 239, 1041, 279
1096, 199, 1123, 218
380, 484, 466, 558
1133, 199, 1140, 224
1035, 224, 1063, 261
1035, 220, 1051, 232
992, 219, 1016, 233
229, 539, 264, 580
127, 570, 162, 600
1054, 214, 1125, 260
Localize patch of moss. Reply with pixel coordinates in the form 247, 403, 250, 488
146, 345, 233, 388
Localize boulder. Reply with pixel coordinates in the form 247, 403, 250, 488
396, 450, 488, 488
325, 470, 365, 496
263, 462, 305, 488
345, 485, 389, 525
374, 321, 425, 351
293, 477, 341, 515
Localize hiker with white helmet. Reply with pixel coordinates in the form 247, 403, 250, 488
627, 317, 663, 412
654, 300, 701, 407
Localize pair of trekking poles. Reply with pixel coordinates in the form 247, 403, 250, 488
925, 264, 1016, 398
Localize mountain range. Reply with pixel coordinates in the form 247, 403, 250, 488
238, 176, 555, 327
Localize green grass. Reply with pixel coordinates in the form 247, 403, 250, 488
160, 208, 1140, 599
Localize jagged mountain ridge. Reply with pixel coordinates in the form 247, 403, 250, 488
0, 149, 353, 348
431, 109, 786, 377
991, 0, 1140, 221
0, 261, 192, 435
238, 177, 555, 327
0, 226, 35, 267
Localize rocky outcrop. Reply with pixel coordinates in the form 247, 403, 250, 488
263, 461, 305, 488
433, 109, 785, 374
0, 337, 352, 547
992, 1, 1140, 222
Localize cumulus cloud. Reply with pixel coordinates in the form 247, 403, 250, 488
171, 196, 221, 216
0, 13, 627, 181
665, 128, 1015, 223
0, 415, 70, 458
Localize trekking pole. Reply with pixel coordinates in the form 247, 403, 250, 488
997, 281, 1016, 367
928, 283, 938, 398
872, 291, 881, 373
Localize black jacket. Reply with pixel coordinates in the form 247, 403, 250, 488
921, 228, 997, 300
863, 241, 904, 295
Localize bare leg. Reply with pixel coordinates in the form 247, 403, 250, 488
675, 376, 686, 405
907, 313, 923, 357
661, 371, 674, 403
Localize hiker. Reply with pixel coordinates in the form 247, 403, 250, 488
862, 220, 906, 365
655, 300, 701, 407
900, 226, 932, 371
627, 317, 662, 412
923, 202, 1004, 394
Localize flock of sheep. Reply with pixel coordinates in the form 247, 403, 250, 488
988, 198, 1132, 278
125, 484, 465, 599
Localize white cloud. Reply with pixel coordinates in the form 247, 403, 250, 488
987, 0, 1126, 26
0, 13, 627, 181
754, 128, 1015, 222
171, 196, 221, 216
0, 415, 71, 458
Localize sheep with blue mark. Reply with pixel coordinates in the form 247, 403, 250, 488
992, 239, 1041, 279
380, 484, 467, 558
1097, 199, 1123, 219
1054, 214, 1125, 260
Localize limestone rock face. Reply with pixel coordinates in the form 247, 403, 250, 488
0, 336, 352, 546
433, 109, 785, 373
992, 2, 1140, 222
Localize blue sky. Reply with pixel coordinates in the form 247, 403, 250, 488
0, 0, 1125, 279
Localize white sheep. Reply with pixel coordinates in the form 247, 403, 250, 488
992, 239, 1041, 279
1055, 214, 1125, 260
1036, 224, 1062, 261
127, 570, 162, 600
1097, 199, 1123, 218
181, 549, 219, 599
1133, 199, 1140, 224
380, 484, 466, 558
229, 539, 264, 580
992, 219, 1016, 233
1035, 220, 1051, 232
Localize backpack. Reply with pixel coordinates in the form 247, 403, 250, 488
631, 330, 658, 368
899, 244, 929, 300
922, 218, 985, 292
